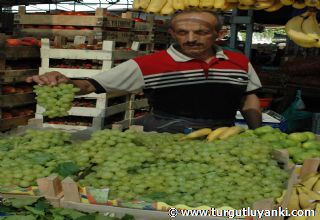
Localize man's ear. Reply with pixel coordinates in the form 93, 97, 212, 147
168, 28, 175, 39
217, 29, 228, 40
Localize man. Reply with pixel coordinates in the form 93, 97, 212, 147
26, 10, 262, 133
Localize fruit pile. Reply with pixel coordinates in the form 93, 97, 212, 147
133, 0, 319, 15
252, 126, 320, 164
75, 129, 288, 209
0, 130, 73, 187
285, 11, 320, 48
34, 84, 80, 118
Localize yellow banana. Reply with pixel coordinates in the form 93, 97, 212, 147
218, 126, 244, 140
302, 12, 320, 40
146, 0, 167, 13
297, 186, 320, 209
292, 0, 306, 8
285, 12, 318, 47
300, 173, 320, 190
161, 0, 175, 15
264, 0, 284, 12
307, 203, 320, 220
222, 2, 238, 10
254, 0, 275, 10
214, 0, 226, 9
238, 3, 254, 8
239, 0, 256, 6
288, 187, 300, 212
186, 0, 200, 7
199, 0, 215, 8
304, 0, 318, 7
226, 0, 239, 2
280, 0, 294, 4
133, 0, 141, 9
180, 128, 212, 140
173, 0, 186, 10
317, 0, 320, 9
139, 0, 151, 9
207, 127, 229, 142
312, 177, 320, 193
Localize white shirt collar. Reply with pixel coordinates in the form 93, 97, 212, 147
167, 44, 229, 62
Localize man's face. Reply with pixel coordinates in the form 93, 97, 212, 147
169, 12, 219, 58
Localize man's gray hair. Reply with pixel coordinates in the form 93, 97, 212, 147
170, 10, 223, 32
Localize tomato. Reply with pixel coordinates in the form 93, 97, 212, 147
6, 39, 22, 46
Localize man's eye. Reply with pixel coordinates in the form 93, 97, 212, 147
177, 31, 187, 35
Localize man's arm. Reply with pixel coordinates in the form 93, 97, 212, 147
240, 93, 262, 129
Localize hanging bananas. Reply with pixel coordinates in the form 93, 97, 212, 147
285, 11, 320, 48
132, 0, 319, 15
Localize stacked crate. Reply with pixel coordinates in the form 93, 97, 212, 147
14, 6, 133, 45
0, 35, 40, 131
35, 38, 148, 130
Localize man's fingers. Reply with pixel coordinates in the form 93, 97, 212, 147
47, 74, 59, 86
32, 75, 45, 85
26, 76, 33, 83
39, 75, 51, 85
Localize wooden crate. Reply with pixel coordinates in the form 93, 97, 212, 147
14, 7, 132, 28
39, 38, 144, 78
0, 93, 35, 108
14, 6, 133, 43
0, 115, 33, 131
0, 174, 63, 208
0, 69, 38, 84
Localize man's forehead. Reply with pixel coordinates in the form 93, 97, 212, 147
171, 13, 217, 29
172, 18, 214, 30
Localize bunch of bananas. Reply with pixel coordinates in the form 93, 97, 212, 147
285, 11, 320, 48
287, 173, 320, 220
180, 126, 245, 141
132, 0, 314, 15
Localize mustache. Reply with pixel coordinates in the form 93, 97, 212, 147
183, 42, 203, 46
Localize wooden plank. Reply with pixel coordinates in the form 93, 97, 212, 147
36, 105, 106, 118
131, 99, 149, 110
105, 102, 129, 117
103, 17, 132, 28
15, 14, 104, 27
0, 93, 35, 107
0, 115, 33, 131
133, 22, 154, 32
300, 158, 320, 180
62, 177, 81, 203
39, 67, 104, 79
41, 47, 113, 60
60, 199, 232, 220
4, 46, 40, 59
0, 69, 38, 84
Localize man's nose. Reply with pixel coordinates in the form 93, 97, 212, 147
187, 32, 197, 42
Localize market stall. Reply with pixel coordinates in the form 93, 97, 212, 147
1, 0, 320, 219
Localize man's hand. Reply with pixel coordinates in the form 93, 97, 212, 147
26, 71, 71, 86
240, 94, 262, 129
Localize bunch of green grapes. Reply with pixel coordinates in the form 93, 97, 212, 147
34, 83, 80, 118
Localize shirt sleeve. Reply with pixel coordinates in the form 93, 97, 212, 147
89, 59, 145, 93
246, 62, 262, 92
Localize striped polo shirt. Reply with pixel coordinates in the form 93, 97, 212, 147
91, 45, 262, 120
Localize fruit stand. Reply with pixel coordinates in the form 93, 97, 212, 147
1, 0, 320, 219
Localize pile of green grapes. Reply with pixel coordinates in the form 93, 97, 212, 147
75, 130, 289, 209
34, 84, 80, 118
0, 129, 74, 187
0, 128, 290, 209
